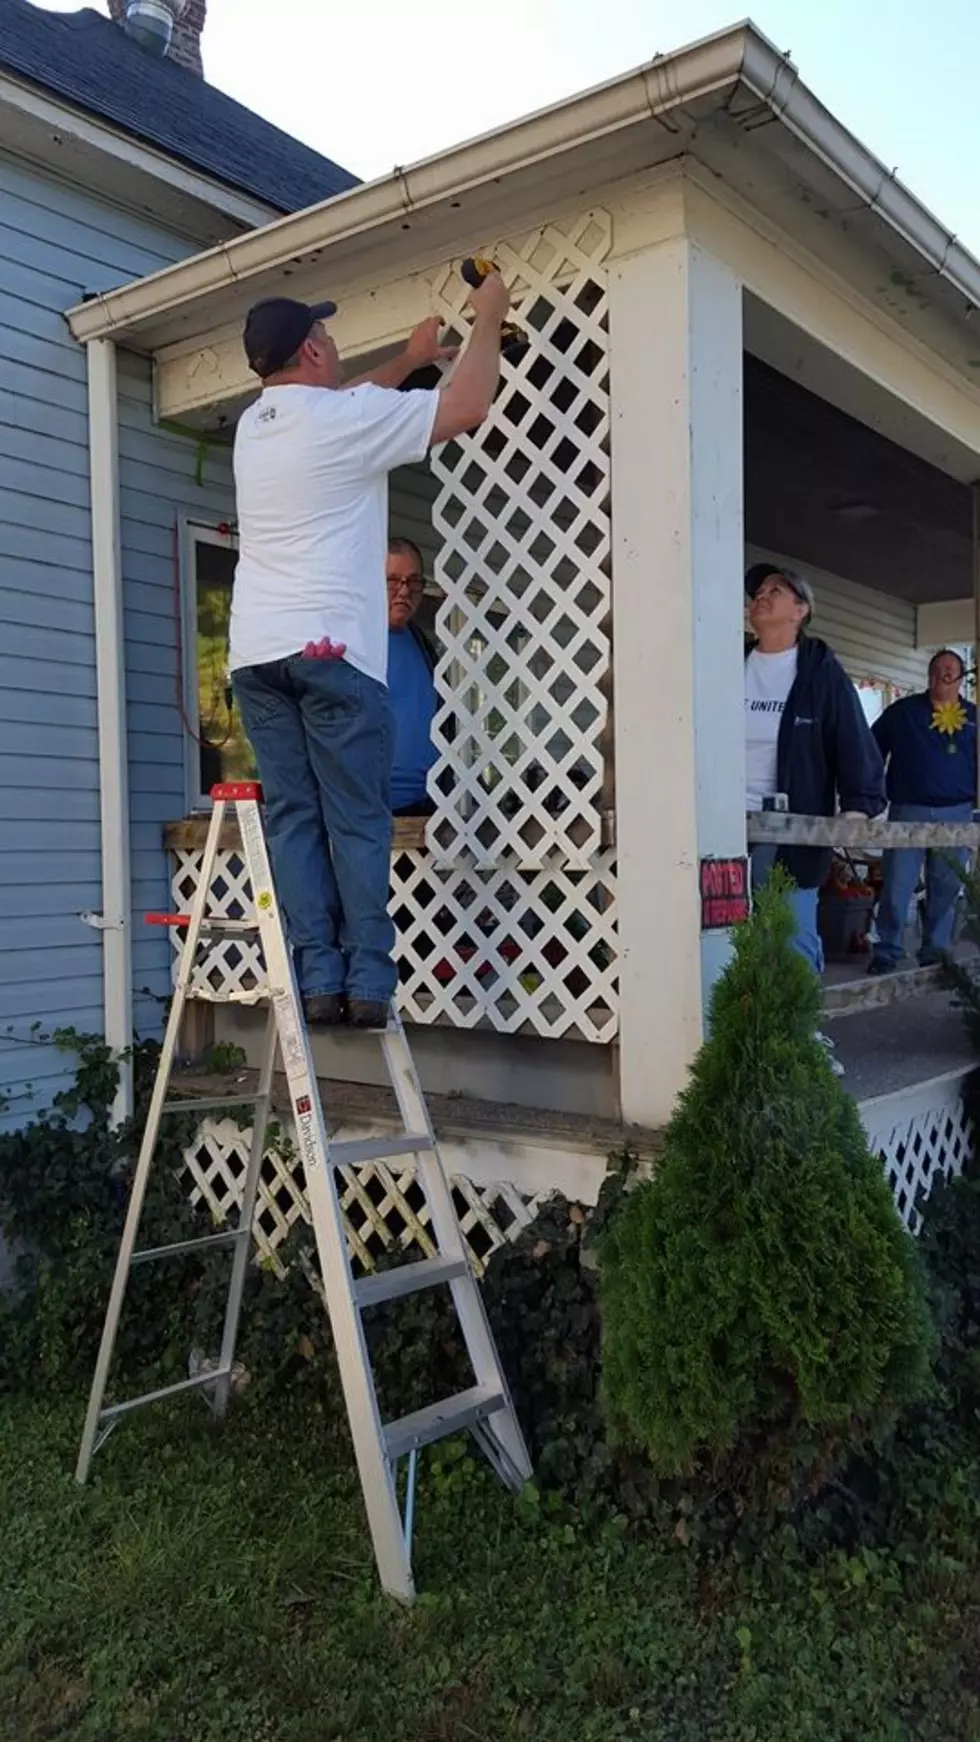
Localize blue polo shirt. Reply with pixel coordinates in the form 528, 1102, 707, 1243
388, 627, 437, 809
873, 691, 977, 807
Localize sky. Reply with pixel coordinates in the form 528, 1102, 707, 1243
32, 0, 980, 256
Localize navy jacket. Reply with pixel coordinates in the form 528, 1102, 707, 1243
872, 691, 977, 808
747, 634, 886, 889
408, 621, 437, 674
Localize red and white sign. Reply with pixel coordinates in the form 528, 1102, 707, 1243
700, 857, 749, 931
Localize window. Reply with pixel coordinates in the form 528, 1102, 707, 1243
855, 679, 887, 725
182, 520, 256, 807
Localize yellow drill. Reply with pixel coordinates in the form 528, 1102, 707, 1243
460, 257, 528, 364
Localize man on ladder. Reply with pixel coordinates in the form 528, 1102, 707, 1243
229, 273, 510, 1029
76, 266, 531, 1606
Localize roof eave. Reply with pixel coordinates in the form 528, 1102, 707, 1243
64, 20, 753, 345
65, 19, 980, 349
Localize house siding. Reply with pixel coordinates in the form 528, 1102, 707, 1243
118, 356, 235, 1034
0, 150, 234, 1127
389, 462, 438, 569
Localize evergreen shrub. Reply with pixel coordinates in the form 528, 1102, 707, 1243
600, 873, 934, 1501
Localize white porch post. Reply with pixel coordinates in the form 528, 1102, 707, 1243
88, 336, 133, 1123
609, 237, 745, 1127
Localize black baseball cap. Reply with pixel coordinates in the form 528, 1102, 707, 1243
243, 296, 338, 378
745, 562, 815, 618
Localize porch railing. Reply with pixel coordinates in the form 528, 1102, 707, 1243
748, 813, 980, 848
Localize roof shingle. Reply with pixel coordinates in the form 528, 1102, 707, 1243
0, 0, 359, 213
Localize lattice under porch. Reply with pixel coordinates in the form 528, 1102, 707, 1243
166, 1057, 972, 1293
169, 1070, 645, 1280
181, 1113, 546, 1281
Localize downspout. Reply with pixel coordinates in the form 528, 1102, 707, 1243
87, 337, 133, 1123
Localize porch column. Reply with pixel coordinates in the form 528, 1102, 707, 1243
609, 238, 745, 1128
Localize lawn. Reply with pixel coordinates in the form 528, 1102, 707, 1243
3, 1384, 978, 1742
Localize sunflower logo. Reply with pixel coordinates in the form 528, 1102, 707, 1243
931, 699, 968, 746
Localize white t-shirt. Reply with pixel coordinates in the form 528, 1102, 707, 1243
745, 646, 798, 812
229, 382, 439, 684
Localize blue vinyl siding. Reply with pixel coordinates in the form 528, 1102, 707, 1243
118, 352, 235, 1027
0, 151, 235, 1127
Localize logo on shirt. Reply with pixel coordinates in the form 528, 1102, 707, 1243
932, 701, 968, 751
746, 699, 785, 714
257, 405, 277, 423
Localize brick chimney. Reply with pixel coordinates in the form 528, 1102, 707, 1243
108, 0, 207, 78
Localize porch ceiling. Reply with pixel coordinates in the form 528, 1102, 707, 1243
744, 354, 974, 606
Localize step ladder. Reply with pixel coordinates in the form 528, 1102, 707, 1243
75, 781, 532, 1602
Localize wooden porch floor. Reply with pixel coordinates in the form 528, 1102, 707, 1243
171, 1062, 662, 1159
825, 990, 974, 1101
820, 939, 977, 1101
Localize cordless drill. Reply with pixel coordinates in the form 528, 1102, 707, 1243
460, 257, 528, 364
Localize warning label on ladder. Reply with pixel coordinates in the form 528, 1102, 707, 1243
273, 991, 307, 1081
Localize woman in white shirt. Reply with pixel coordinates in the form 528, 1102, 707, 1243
745, 563, 885, 974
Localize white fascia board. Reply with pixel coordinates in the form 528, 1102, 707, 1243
64, 18, 980, 367
63, 23, 750, 345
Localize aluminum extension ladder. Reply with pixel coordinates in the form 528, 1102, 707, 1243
75, 780, 531, 1602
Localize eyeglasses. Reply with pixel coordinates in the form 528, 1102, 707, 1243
386, 574, 424, 595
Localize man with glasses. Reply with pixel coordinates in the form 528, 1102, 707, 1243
867, 649, 977, 974
386, 537, 438, 817
229, 278, 510, 1030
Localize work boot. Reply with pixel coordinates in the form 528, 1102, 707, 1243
302, 993, 346, 1027
866, 956, 895, 977
347, 998, 390, 1030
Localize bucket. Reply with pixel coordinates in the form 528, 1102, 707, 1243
817, 892, 875, 962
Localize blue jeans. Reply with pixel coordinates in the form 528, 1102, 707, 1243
749, 844, 824, 975
873, 801, 971, 967
232, 656, 396, 1003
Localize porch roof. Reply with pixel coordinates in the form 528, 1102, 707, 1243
65, 20, 980, 378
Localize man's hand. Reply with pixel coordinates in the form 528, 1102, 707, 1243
468, 269, 511, 324
301, 637, 347, 660
403, 316, 458, 372
345, 317, 457, 390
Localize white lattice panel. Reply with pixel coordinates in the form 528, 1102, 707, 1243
167, 208, 618, 1042
862, 1075, 972, 1233
427, 212, 612, 870
390, 849, 617, 1039
180, 1115, 544, 1278
172, 849, 265, 1002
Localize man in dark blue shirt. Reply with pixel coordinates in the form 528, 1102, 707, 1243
386, 537, 438, 816
868, 649, 977, 973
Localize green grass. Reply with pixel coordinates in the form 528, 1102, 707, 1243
2, 1389, 979, 1741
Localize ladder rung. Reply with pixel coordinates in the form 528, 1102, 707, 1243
329, 1133, 433, 1166
198, 918, 260, 935
163, 1094, 264, 1115
131, 1229, 248, 1266
355, 1255, 468, 1308
145, 913, 259, 934
99, 1367, 232, 1424
384, 1385, 505, 1461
